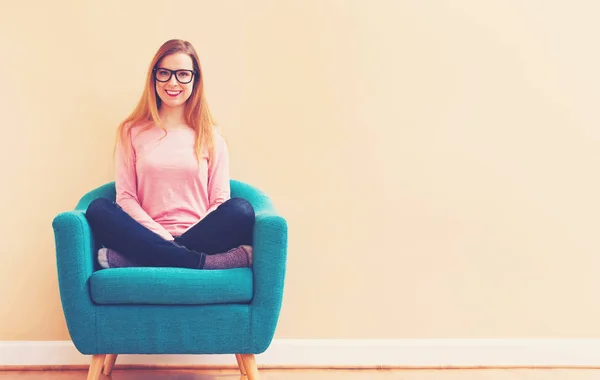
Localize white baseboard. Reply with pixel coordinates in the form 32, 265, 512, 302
2, 339, 600, 368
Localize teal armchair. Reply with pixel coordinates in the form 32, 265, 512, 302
52, 180, 288, 380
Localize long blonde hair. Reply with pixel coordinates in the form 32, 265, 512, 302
115, 39, 216, 163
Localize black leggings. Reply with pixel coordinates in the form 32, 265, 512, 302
85, 197, 255, 268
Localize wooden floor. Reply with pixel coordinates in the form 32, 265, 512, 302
0, 369, 600, 379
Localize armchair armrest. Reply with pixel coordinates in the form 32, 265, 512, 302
249, 210, 288, 353
52, 210, 97, 354
250, 211, 288, 352
230, 180, 288, 352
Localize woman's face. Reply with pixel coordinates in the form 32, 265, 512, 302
154, 53, 195, 109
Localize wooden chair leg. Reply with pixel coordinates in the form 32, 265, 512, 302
240, 354, 259, 380
235, 354, 247, 375
103, 354, 118, 375
87, 354, 105, 380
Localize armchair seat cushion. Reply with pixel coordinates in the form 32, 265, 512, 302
90, 267, 253, 305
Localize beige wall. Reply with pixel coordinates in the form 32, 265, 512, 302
2, 0, 600, 340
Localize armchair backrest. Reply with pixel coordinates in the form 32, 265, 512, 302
75, 182, 116, 211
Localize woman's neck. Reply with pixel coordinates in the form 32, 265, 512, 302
159, 106, 187, 129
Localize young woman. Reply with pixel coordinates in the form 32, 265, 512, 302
85, 39, 254, 270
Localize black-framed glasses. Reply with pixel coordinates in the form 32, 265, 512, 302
153, 68, 196, 84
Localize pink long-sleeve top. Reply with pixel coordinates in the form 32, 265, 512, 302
115, 123, 230, 241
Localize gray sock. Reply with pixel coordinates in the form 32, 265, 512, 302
98, 248, 138, 269
203, 245, 253, 270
